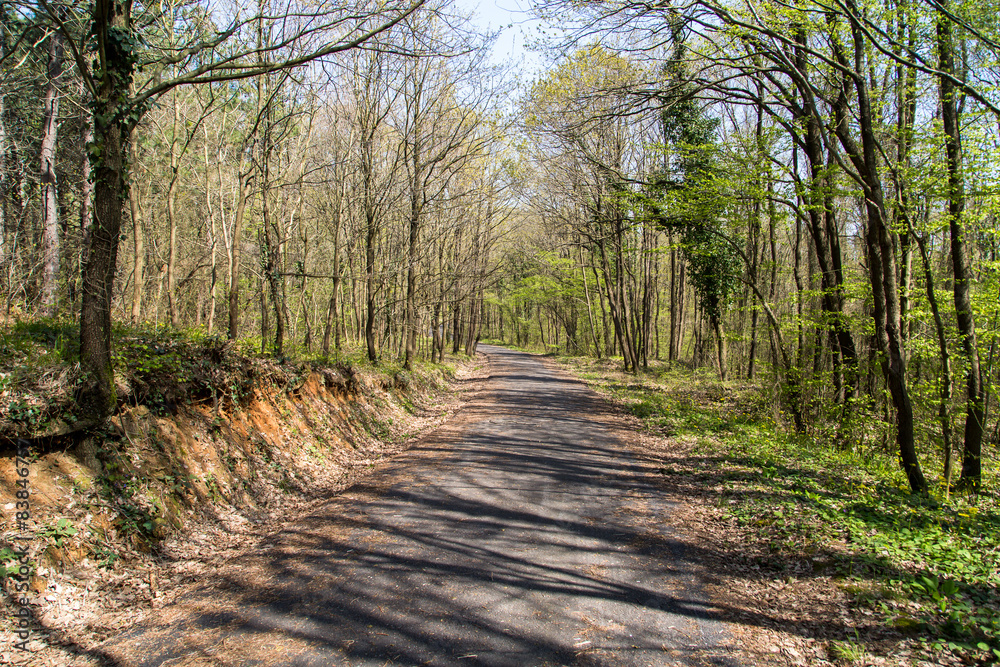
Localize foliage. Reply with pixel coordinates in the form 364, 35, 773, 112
38, 518, 79, 547
648, 58, 740, 324
0, 318, 84, 434
0, 546, 26, 579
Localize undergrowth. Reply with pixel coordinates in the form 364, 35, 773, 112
0, 318, 461, 438
560, 355, 1000, 666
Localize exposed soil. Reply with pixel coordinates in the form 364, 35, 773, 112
1, 356, 488, 666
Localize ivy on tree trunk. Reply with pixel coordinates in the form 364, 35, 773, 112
79, 0, 142, 419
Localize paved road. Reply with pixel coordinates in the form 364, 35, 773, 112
102, 346, 735, 666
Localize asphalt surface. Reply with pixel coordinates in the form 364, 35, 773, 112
101, 345, 736, 666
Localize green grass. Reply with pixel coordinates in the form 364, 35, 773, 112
559, 355, 1000, 664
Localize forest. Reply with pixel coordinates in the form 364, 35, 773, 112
2, 0, 1000, 499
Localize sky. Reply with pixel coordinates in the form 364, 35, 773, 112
453, 0, 547, 76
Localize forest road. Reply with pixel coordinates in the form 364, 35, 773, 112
101, 345, 737, 667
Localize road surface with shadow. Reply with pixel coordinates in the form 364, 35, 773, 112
101, 345, 738, 667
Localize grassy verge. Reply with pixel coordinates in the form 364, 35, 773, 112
558, 355, 1000, 666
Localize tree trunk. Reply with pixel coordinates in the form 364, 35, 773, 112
435, 237, 446, 362
322, 157, 347, 356
260, 276, 269, 354
78, 0, 136, 421
711, 313, 727, 381
39, 27, 64, 316
832, 7, 925, 493
938, 10, 984, 490
128, 140, 144, 324
261, 215, 284, 355
228, 172, 251, 340
0, 89, 6, 267
365, 208, 378, 362
914, 230, 955, 488
597, 240, 632, 371
452, 300, 462, 354
322, 226, 341, 356
579, 242, 601, 357
465, 291, 482, 356
79, 91, 94, 305
204, 130, 217, 333
166, 91, 181, 328
673, 256, 686, 361
403, 196, 421, 369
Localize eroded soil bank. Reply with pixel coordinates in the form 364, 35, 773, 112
0, 353, 486, 666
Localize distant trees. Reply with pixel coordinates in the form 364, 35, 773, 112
397, 11, 492, 369
484, 0, 1000, 493
0, 0, 511, 419
522, 46, 661, 371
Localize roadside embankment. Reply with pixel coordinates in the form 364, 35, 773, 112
0, 323, 484, 664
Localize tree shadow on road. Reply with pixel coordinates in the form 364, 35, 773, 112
85, 347, 874, 666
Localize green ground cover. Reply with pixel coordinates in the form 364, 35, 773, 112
560, 355, 1000, 665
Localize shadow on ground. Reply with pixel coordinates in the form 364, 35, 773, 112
89, 346, 806, 666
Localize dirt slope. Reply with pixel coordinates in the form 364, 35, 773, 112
1, 355, 485, 666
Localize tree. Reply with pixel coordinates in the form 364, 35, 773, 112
524, 45, 655, 371
38, 19, 64, 316
13, 0, 425, 420
652, 40, 739, 380
937, 3, 984, 490
397, 8, 491, 369
346, 41, 403, 362
657, 150, 736, 379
